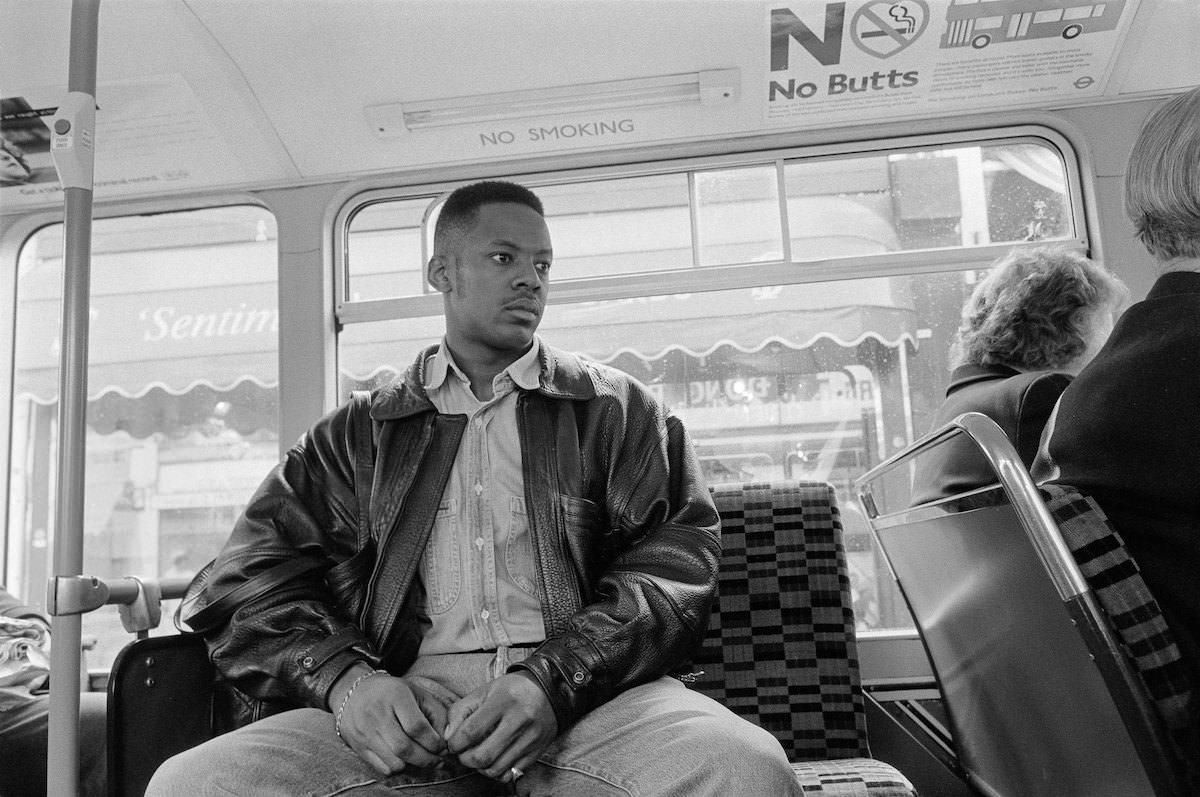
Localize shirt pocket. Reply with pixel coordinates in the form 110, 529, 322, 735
418, 498, 462, 614
504, 495, 541, 598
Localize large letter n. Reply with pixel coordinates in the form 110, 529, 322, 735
770, 4, 845, 70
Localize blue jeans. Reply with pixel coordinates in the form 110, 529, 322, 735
146, 649, 800, 796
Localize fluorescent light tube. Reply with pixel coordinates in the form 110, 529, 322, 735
365, 69, 739, 136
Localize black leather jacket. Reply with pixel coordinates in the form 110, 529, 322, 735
201, 341, 720, 731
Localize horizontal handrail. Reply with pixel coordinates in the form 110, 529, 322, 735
47, 574, 191, 615
47, 574, 194, 636
104, 576, 191, 604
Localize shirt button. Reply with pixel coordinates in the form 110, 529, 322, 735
475, 537, 484, 549
301, 656, 314, 668
480, 609, 490, 620
474, 483, 484, 496
572, 671, 585, 683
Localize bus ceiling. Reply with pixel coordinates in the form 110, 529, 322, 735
1, 0, 1199, 213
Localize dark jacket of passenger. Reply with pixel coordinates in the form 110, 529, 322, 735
199, 342, 720, 731
911, 363, 1071, 504
1047, 270, 1200, 705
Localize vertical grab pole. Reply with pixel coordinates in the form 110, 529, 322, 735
46, 1, 100, 796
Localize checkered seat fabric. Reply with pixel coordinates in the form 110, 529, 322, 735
1041, 483, 1197, 772
691, 481, 916, 797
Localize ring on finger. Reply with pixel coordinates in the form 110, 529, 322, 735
509, 766, 524, 781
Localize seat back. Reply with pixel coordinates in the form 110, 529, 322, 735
692, 480, 870, 760
106, 633, 215, 797
856, 412, 1191, 797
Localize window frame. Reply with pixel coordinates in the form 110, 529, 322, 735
2, 196, 279, 605
332, 125, 1088, 328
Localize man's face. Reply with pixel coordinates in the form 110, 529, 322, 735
432, 202, 552, 360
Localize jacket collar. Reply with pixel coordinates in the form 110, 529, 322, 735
945, 362, 1022, 394
1147, 269, 1200, 300
370, 336, 597, 420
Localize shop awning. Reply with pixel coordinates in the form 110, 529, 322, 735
15, 280, 918, 404
554, 302, 913, 361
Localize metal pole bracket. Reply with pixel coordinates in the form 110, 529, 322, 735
46, 574, 109, 616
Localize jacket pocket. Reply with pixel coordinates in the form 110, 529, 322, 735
559, 495, 614, 594
417, 498, 461, 614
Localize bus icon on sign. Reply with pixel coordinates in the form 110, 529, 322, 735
940, 0, 1127, 49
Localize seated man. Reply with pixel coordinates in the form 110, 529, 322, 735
147, 180, 801, 796
0, 585, 106, 797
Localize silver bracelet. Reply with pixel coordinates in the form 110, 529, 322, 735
334, 668, 388, 745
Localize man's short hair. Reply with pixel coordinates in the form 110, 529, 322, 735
433, 181, 545, 255
953, 246, 1128, 371
1124, 86, 1200, 262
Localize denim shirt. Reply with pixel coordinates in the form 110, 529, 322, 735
417, 338, 547, 654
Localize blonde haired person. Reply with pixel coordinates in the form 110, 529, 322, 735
1044, 86, 1200, 761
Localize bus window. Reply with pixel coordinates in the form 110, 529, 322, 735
8, 207, 279, 670
344, 173, 697, 301
534, 176, 695, 277
694, 165, 783, 266
344, 196, 429, 301
337, 131, 1080, 631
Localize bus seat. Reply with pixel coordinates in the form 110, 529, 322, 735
692, 481, 916, 797
1040, 483, 1196, 774
856, 412, 1194, 797
106, 633, 214, 797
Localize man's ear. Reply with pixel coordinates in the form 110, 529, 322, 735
427, 254, 452, 293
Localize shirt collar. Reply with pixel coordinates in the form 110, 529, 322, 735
423, 336, 544, 393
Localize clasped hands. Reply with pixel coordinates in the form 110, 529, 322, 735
332, 670, 557, 783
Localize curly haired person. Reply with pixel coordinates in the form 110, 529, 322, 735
912, 245, 1127, 503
